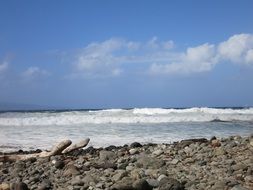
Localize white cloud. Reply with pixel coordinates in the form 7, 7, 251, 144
245, 49, 253, 64
74, 37, 175, 77
149, 43, 217, 75
0, 61, 8, 74
218, 33, 253, 64
22, 67, 50, 79
72, 33, 253, 77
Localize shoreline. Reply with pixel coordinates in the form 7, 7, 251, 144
0, 135, 253, 190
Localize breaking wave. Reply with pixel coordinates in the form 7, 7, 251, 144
0, 107, 253, 126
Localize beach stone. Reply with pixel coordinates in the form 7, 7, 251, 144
133, 179, 153, 190
111, 177, 135, 190
129, 149, 138, 155
249, 140, 253, 147
211, 139, 221, 147
112, 170, 128, 181
130, 142, 142, 148
210, 181, 226, 190
38, 179, 51, 190
147, 179, 159, 188
137, 155, 165, 169
71, 176, 84, 186
99, 150, 116, 161
63, 165, 80, 176
231, 185, 249, 190
158, 174, 167, 182
232, 163, 248, 171
158, 177, 184, 190
152, 149, 163, 156
54, 160, 65, 169
0, 183, 10, 190
214, 147, 226, 156
171, 159, 179, 165
13, 182, 29, 190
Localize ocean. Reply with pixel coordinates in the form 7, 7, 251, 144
0, 107, 253, 152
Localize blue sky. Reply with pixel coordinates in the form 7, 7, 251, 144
0, 0, 253, 109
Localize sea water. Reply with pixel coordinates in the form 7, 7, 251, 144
0, 107, 253, 152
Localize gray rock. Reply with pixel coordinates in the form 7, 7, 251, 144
232, 163, 248, 171
54, 160, 65, 169
13, 182, 29, 190
133, 179, 153, 190
129, 149, 138, 155
38, 179, 51, 190
71, 176, 84, 186
137, 155, 165, 169
130, 142, 142, 148
146, 179, 159, 187
158, 177, 184, 190
111, 177, 135, 190
99, 150, 116, 161
171, 159, 179, 165
152, 149, 163, 156
112, 170, 128, 181
63, 165, 80, 177
231, 185, 249, 190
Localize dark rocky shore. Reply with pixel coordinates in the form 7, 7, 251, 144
0, 135, 253, 190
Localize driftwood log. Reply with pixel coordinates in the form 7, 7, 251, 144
0, 138, 90, 162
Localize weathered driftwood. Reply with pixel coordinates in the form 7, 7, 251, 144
0, 138, 90, 162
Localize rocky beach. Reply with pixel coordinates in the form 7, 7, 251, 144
0, 135, 253, 190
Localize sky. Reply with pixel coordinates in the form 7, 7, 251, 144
0, 0, 253, 109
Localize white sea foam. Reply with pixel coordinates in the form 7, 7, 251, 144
0, 107, 253, 126
0, 108, 253, 152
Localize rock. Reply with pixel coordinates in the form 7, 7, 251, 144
54, 160, 65, 169
112, 170, 128, 181
0, 183, 10, 190
130, 142, 142, 148
105, 145, 117, 151
99, 150, 116, 161
249, 139, 253, 147
63, 165, 80, 176
13, 182, 29, 190
133, 179, 153, 190
158, 177, 184, 190
232, 163, 248, 171
211, 139, 221, 147
137, 155, 165, 169
213, 147, 226, 156
152, 149, 163, 156
71, 176, 84, 186
94, 161, 117, 169
38, 179, 51, 190
129, 149, 138, 155
171, 159, 179, 165
146, 179, 159, 187
158, 174, 167, 181
111, 177, 135, 190
231, 185, 249, 190
211, 181, 226, 190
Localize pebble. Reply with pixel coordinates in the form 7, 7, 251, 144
152, 149, 163, 156
129, 149, 138, 155
0, 135, 252, 190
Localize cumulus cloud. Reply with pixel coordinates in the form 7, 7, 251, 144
149, 43, 217, 75
218, 33, 253, 64
22, 67, 50, 79
74, 37, 175, 77
72, 33, 253, 77
0, 61, 8, 74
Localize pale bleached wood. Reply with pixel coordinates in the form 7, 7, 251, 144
62, 138, 90, 154
0, 139, 90, 162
